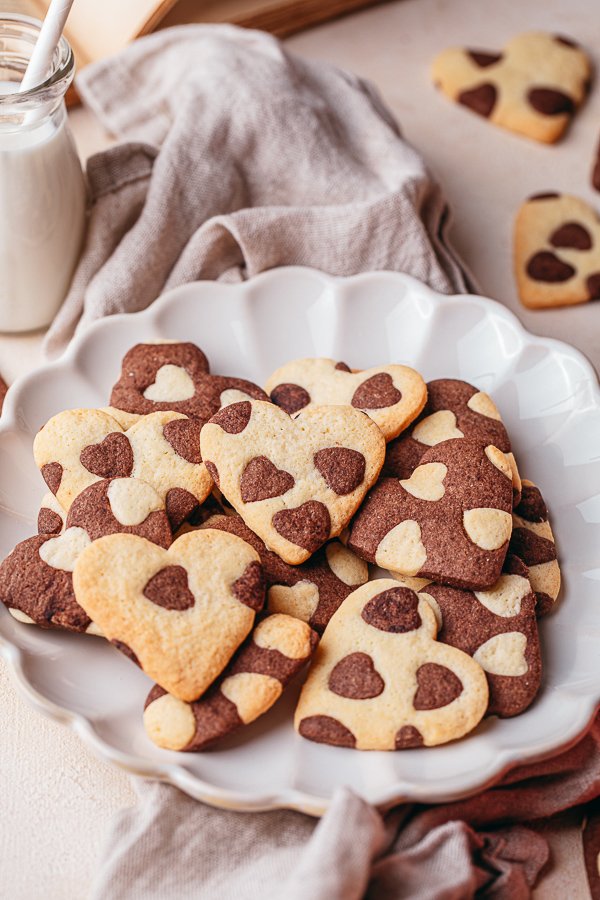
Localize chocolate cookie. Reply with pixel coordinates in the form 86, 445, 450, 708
144, 614, 318, 751
432, 33, 591, 143
265, 358, 426, 441
73, 529, 265, 701
294, 579, 488, 750
510, 479, 560, 615
349, 439, 513, 590
108, 341, 267, 426
200, 400, 386, 565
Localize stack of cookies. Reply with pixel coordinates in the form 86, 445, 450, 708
0, 341, 560, 752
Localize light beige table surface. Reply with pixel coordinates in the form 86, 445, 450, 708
1, 1, 597, 896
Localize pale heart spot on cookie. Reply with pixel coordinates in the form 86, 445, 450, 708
474, 574, 531, 617
484, 445, 512, 480
143, 692, 196, 751
463, 508, 512, 551
143, 365, 196, 402
473, 632, 528, 676
253, 614, 314, 659
400, 462, 447, 501
38, 527, 91, 571
107, 478, 163, 527
375, 520, 427, 575
467, 391, 502, 421
268, 581, 320, 623
325, 543, 368, 586
221, 672, 282, 723
412, 410, 464, 446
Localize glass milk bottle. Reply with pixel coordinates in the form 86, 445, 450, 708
0, 14, 86, 332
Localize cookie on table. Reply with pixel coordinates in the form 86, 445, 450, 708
384, 378, 521, 504
348, 438, 513, 590
108, 341, 268, 427
144, 614, 318, 751
432, 33, 591, 144
510, 480, 560, 616
265, 358, 426, 442
200, 400, 385, 565
394, 555, 541, 718
295, 579, 488, 750
38, 492, 66, 535
73, 529, 265, 701
198, 514, 368, 634
515, 192, 600, 309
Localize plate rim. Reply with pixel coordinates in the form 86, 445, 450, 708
1, 266, 599, 816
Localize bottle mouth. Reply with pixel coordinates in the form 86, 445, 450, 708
0, 13, 75, 110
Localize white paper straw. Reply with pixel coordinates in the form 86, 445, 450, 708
19, 0, 75, 93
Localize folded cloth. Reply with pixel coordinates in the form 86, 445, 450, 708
44, 24, 471, 356
93, 713, 600, 899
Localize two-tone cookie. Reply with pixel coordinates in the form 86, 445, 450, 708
265, 358, 426, 441
384, 379, 521, 504
515, 193, 600, 309
144, 614, 318, 751
200, 400, 385, 564
295, 579, 489, 750
349, 438, 513, 590
510, 480, 560, 615
432, 33, 591, 143
73, 529, 265, 701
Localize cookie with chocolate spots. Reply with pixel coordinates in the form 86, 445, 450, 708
384, 379, 521, 504
295, 579, 488, 749
432, 33, 591, 143
144, 614, 318, 751
198, 514, 368, 633
108, 341, 267, 427
200, 400, 385, 565
394, 555, 541, 717
349, 438, 513, 590
73, 529, 265, 701
510, 480, 560, 615
265, 358, 426, 442
515, 193, 600, 309
38, 492, 66, 536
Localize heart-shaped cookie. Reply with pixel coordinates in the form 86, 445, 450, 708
515, 193, 600, 309
200, 400, 386, 565
432, 32, 591, 143
73, 529, 265, 701
265, 358, 426, 441
384, 379, 521, 504
349, 438, 513, 589
510, 480, 560, 616
294, 579, 488, 749
108, 341, 268, 427
34, 409, 212, 528
144, 614, 318, 751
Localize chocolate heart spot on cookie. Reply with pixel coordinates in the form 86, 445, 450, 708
80, 433, 133, 478
314, 448, 366, 495
163, 419, 202, 464
272, 501, 331, 554
143, 566, 195, 611
351, 373, 402, 409
240, 457, 295, 502
328, 652, 385, 699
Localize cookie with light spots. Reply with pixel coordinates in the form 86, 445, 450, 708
384, 378, 521, 504
295, 579, 488, 750
144, 614, 318, 751
198, 514, 368, 633
73, 529, 265, 701
265, 358, 426, 441
515, 193, 600, 309
108, 341, 267, 427
349, 438, 513, 590
510, 480, 560, 615
432, 33, 591, 143
200, 400, 385, 565
393, 555, 541, 717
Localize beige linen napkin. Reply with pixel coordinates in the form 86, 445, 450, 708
44, 23, 471, 356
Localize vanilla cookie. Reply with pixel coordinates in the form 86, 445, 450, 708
384, 379, 521, 504
199, 514, 368, 633
108, 341, 267, 426
38, 492, 66, 536
144, 614, 318, 751
200, 400, 385, 565
510, 480, 560, 615
349, 438, 513, 590
265, 358, 426, 442
73, 529, 265, 701
432, 33, 591, 143
295, 579, 488, 750
515, 193, 600, 309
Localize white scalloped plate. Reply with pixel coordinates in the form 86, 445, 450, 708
1, 268, 599, 816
